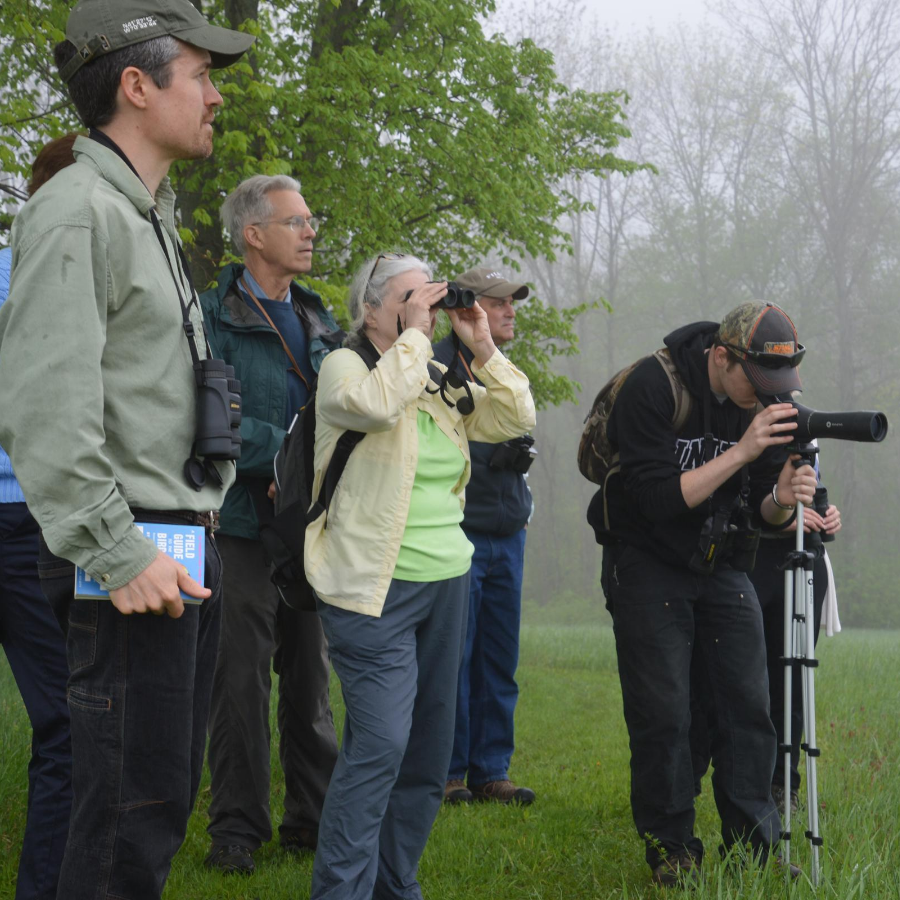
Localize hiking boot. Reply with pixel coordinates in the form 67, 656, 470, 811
651, 852, 700, 888
771, 783, 800, 815
470, 779, 536, 805
773, 856, 803, 880
281, 828, 318, 854
444, 779, 473, 804
204, 843, 255, 874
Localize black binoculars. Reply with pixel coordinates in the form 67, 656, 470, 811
490, 435, 537, 473
690, 501, 760, 575
183, 358, 243, 490
195, 358, 242, 460
433, 281, 476, 310
403, 281, 477, 310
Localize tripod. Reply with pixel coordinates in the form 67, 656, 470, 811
780, 445, 825, 885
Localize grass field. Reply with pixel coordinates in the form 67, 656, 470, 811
1, 617, 899, 899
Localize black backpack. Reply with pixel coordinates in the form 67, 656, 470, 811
254, 339, 379, 611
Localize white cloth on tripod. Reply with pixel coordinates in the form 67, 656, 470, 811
821, 549, 841, 636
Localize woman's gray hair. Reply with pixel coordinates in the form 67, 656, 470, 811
347, 253, 433, 337
220, 174, 302, 255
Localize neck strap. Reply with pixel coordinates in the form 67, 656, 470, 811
240, 277, 310, 390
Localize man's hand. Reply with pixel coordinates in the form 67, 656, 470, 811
775, 456, 818, 508
108, 550, 210, 618
734, 403, 798, 464
267, 480, 276, 500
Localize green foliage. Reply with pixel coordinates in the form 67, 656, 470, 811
0, 0, 646, 407
0, 0, 74, 236
504, 295, 595, 410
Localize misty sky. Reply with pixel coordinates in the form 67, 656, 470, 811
562, 0, 710, 31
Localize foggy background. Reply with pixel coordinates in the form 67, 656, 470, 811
492, 0, 900, 628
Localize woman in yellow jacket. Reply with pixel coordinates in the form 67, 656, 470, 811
306, 253, 536, 900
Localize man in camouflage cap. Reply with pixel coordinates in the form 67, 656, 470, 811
0, 1, 252, 896
589, 300, 815, 886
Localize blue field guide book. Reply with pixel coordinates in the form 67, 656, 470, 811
74, 522, 206, 602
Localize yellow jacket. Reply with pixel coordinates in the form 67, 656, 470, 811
304, 328, 536, 616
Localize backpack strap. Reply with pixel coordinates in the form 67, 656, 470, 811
652, 348, 692, 433
308, 338, 380, 524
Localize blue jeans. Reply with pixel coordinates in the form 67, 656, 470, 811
37, 521, 223, 900
312, 574, 469, 900
448, 528, 526, 785
0, 503, 71, 900
605, 543, 780, 870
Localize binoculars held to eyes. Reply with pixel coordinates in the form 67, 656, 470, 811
404, 281, 476, 310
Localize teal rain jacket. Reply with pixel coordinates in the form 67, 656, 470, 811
200, 263, 342, 539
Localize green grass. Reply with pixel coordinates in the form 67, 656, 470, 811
2, 623, 899, 898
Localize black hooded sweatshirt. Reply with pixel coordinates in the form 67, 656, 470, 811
592, 321, 788, 569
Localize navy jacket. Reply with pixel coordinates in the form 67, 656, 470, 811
432, 336, 532, 536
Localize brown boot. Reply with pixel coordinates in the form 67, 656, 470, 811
444, 779, 473, 804
470, 779, 536, 805
651, 851, 700, 888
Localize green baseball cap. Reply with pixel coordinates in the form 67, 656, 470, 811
60, 0, 255, 84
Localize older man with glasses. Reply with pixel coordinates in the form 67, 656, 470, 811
200, 174, 342, 874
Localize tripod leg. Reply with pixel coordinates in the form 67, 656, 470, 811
781, 565, 794, 871
802, 564, 822, 886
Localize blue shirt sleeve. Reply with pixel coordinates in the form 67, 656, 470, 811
0, 246, 27, 502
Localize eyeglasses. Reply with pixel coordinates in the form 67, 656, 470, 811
252, 215, 319, 233
369, 252, 406, 281
365, 253, 407, 300
723, 341, 806, 368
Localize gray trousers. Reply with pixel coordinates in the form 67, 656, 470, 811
207, 534, 338, 848
311, 574, 469, 900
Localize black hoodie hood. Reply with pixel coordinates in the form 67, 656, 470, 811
663, 320, 719, 398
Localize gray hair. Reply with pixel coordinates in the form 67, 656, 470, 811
347, 253, 433, 336
220, 174, 302, 255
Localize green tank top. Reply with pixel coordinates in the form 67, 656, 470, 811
394, 410, 474, 581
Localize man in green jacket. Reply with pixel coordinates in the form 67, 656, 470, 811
0, 1, 252, 897
200, 175, 341, 874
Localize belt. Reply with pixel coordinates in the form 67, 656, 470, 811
130, 508, 220, 533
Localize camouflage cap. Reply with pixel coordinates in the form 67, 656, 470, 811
61, 0, 255, 84
454, 267, 529, 301
718, 300, 805, 396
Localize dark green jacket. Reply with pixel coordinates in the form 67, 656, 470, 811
200, 263, 342, 539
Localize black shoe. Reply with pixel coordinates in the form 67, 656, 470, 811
204, 843, 255, 874
281, 828, 318, 854
651, 851, 701, 888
